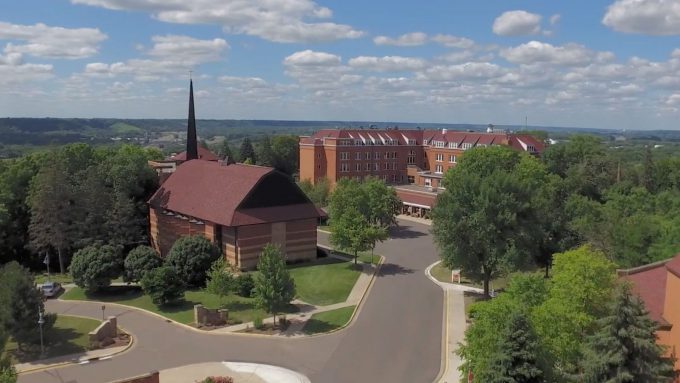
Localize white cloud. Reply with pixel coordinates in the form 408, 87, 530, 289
0, 21, 107, 59
550, 14, 561, 25
603, 0, 680, 35
148, 35, 228, 61
419, 62, 506, 81
373, 32, 427, 46
492, 10, 542, 36
283, 50, 341, 66
501, 41, 595, 65
70, 0, 362, 43
0, 53, 53, 84
431, 34, 475, 49
348, 56, 426, 72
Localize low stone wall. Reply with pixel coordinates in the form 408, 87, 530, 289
89, 316, 118, 349
108, 371, 159, 383
194, 304, 228, 327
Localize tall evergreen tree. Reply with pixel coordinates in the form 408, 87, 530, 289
480, 311, 547, 383
582, 283, 675, 383
240, 137, 257, 164
218, 139, 236, 163
257, 135, 275, 167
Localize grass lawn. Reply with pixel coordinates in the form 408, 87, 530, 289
34, 273, 72, 285
4, 315, 100, 363
302, 306, 356, 335
431, 262, 512, 292
289, 258, 361, 306
62, 286, 295, 325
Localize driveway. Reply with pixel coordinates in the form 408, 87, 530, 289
19, 219, 443, 383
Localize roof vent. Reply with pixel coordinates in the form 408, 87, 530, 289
442, 128, 448, 134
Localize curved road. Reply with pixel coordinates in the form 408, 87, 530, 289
19, 220, 443, 383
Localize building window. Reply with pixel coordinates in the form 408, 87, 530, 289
374, 163, 379, 171
391, 174, 397, 183
340, 152, 349, 160
355, 152, 362, 160
408, 139, 416, 145
374, 152, 380, 160
393, 152, 398, 159
527, 145, 536, 152
423, 140, 429, 145
408, 175, 415, 184
354, 139, 362, 146
435, 141, 445, 148
316, 153, 321, 158
436, 153, 444, 162
341, 163, 350, 172
407, 156, 415, 164
355, 163, 361, 171
425, 178, 431, 187
365, 163, 370, 171
462, 143, 473, 150
435, 165, 443, 174
365, 152, 371, 160
449, 155, 456, 163
384, 152, 389, 159
383, 163, 389, 170
448, 142, 458, 149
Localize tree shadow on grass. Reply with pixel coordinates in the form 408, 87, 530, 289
11, 327, 85, 363
287, 256, 345, 270
302, 318, 337, 335
378, 263, 415, 277
84, 285, 143, 301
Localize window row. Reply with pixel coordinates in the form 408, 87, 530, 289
341, 151, 400, 160
435, 154, 457, 163
340, 162, 401, 172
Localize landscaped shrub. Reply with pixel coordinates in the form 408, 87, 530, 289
165, 235, 220, 286
140, 266, 185, 305
198, 377, 234, 383
253, 313, 264, 330
123, 245, 162, 283
234, 273, 255, 297
70, 245, 123, 293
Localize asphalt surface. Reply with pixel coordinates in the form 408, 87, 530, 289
19, 219, 443, 383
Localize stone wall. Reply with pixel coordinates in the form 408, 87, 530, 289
89, 316, 118, 349
108, 371, 159, 383
194, 304, 228, 327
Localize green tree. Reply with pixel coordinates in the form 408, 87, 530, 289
69, 245, 123, 293
141, 266, 185, 305
271, 135, 299, 176
582, 283, 675, 383
0, 366, 16, 383
217, 139, 237, 162
253, 244, 295, 325
165, 235, 220, 287
479, 311, 548, 383
362, 177, 401, 226
432, 147, 542, 297
330, 209, 372, 264
458, 273, 549, 382
0, 262, 55, 350
257, 135, 275, 167
239, 137, 257, 164
205, 257, 234, 307
123, 245, 162, 283
28, 160, 75, 273
533, 245, 617, 372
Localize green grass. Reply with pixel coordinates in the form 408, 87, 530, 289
289, 258, 361, 306
302, 306, 356, 335
4, 315, 101, 363
34, 273, 72, 285
431, 262, 512, 291
62, 286, 296, 325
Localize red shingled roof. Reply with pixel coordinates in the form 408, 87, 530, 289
621, 261, 669, 324
148, 160, 320, 227
171, 146, 219, 161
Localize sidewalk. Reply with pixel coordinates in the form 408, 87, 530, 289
15, 344, 130, 373
396, 214, 432, 226
210, 257, 380, 336
160, 361, 310, 383
425, 261, 483, 383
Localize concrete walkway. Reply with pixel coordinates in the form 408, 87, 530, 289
209, 254, 381, 336
14, 343, 131, 374
160, 362, 310, 383
396, 214, 432, 226
425, 260, 483, 383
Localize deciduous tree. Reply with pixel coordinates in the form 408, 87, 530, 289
253, 244, 295, 324
123, 245, 162, 283
165, 235, 220, 287
205, 257, 234, 307
70, 245, 123, 293
141, 266, 185, 305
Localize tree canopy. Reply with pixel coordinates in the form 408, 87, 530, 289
253, 244, 295, 324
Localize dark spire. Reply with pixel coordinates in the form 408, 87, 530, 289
186, 79, 198, 161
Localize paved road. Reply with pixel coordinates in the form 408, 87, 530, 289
19, 220, 443, 383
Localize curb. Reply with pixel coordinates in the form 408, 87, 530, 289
425, 261, 455, 383
18, 324, 135, 375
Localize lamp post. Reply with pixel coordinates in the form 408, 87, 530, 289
38, 309, 45, 357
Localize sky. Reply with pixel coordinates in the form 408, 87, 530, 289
1, 0, 680, 130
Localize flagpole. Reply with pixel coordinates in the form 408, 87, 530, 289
44, 252, 50, 279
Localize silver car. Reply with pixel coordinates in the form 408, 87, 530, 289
40, 281, 62, 298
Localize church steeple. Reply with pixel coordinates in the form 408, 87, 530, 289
186, 79, 198, 161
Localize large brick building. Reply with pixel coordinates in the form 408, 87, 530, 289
299, 128, 544, 216
147, 80, 322, 269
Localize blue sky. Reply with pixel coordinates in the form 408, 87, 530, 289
1, 0, 680, 129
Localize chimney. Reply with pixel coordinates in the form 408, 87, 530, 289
442, 128, 448, 134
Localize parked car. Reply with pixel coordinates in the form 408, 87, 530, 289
40, 281, 62, 298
